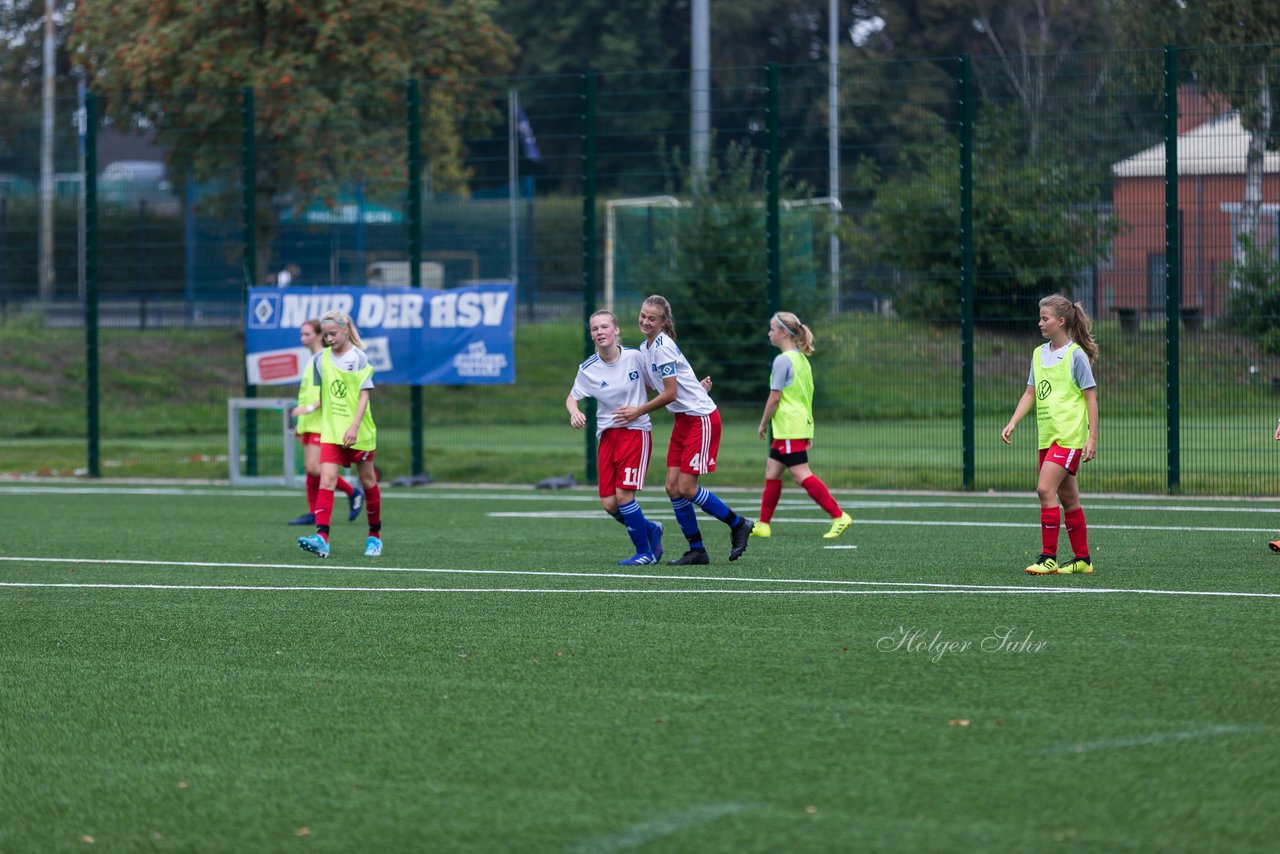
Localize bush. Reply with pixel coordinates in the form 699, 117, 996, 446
1224, 234, 1280, 353
861, 115, 1119, 324
627, 142, 821, 402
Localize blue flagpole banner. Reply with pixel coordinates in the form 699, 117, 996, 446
516, 104, 542, 162
245, 282, 516, 385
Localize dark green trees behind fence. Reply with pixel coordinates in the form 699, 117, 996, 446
861, 115, 1120, 324
629, 143, 821, 402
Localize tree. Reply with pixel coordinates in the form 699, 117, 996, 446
1114, 1, 1280, 270
972, 1, 1115, 155
74, 0, 515, 283
628, 141, 821, 401
863, 114, 1119, 324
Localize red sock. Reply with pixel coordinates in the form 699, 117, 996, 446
760, 479, 783, 523
305, 474, 320, 512
1040, 507, 1061, 555
315, 487, 335, 534
334, 476, 355, 497
1064, 507, 1090, 557
365, 484, 381, 534
801, 476, 842, 518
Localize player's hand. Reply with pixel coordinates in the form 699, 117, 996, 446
1083, 439, 1097, 462
614, 406, 639, 424
569, 411, 586, 429
1000, 422, 1015, 444
757, 423, 768, 440
342, 428, 357, 447
701, 376, 713, 391
1274, 422, 1280, 442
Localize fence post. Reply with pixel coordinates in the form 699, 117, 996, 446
1164, 45, 1180, 493
958, 55, 975, 491
582, 71, 598, 483
241, 86, 258, 477
407, 78, 425, 477
766, 63, 781, 315
85, 92, 100, 478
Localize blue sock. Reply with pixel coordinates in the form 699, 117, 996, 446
617, 501, 653, 554
693, 486, 741, 528
670, 497, 703, 550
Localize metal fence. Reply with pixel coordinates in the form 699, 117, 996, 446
3, 46, 1280, 494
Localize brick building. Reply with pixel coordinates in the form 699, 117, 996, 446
1105, 87, 1280, 322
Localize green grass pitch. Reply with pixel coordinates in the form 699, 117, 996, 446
2, 484, 1279, 851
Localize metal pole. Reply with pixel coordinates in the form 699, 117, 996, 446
408, 79, 425, 476
85, 92, 100, 478
1164, 45, 1181, 493
959, 55, 976, 491
691, 0, 710, 183
39, 0, 56, 300
766, 63, 781, 315
508, 89, 520, 294
582, 72, 599, 483
77, 75, 86, 304
828, 0, 841, 316
241, 86, 258, 476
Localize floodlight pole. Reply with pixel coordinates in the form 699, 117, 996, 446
828, 0, 841, 316
691, 0, 710, 184
39, 0, 56, 300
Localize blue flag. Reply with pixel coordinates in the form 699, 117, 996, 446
517, 105, 542, 163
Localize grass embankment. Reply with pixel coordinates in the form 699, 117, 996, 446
5, 313, 1279, 491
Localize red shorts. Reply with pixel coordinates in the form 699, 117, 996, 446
770, 438, 811, 454
321, 443, 376, 468
297, 432, 322, 447
1039, 442, 1083, 476
597, 428, 653, 497
667, 410, 721, 475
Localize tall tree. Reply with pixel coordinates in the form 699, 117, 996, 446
1115, 1, 1280, 268
74, 0, 515, 283
972, 1, 1114, 154
490, 0, 686, 193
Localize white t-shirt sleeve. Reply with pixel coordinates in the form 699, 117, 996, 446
1071, 348, 1096, 390
570, 368, 591, 401
770, 354, 793, 392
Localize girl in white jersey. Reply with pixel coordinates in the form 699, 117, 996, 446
1001, 294, 1099, 576
616, 295, 754, 564
287, 319, 364, 527
566, 310, 665, 565
296, 310, 384, 559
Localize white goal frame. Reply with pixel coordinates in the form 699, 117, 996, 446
227, 397, 302, 487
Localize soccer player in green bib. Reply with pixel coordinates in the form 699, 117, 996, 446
1001, 295, 1099, 575
296, 310, 382, 558
751, 311, 852, 540
287, 319, 364, 526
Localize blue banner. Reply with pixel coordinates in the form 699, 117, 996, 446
245, 283, 515, 385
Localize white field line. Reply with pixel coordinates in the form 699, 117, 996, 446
1040, 725, 1250, 755
486, 510, 1276, 534
0, 582, 1067, 596
1, 484, 1279, 514
571, 803, 757, 853
2, 556, 1279, 599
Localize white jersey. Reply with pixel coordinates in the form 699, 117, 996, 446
570, 347, 652, 437
640, 333, 716, 416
